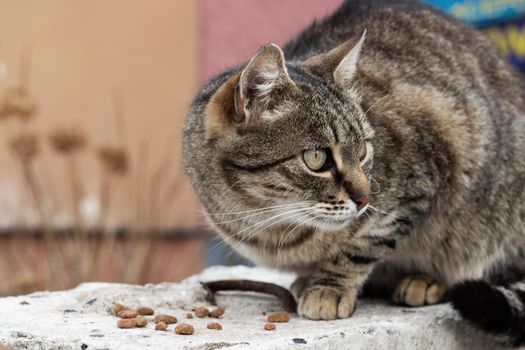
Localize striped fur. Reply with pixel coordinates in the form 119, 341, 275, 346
183, 0, 525, 336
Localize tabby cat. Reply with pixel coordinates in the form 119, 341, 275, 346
183, 0, 525, 345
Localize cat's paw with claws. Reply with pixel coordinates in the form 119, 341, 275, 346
393, 275, 447, 306
292, 278, 358, 320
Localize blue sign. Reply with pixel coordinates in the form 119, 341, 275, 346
422, 0, 525, 26
422, 0, 525, 69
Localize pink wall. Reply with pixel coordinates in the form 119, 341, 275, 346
199, 0, 344, 83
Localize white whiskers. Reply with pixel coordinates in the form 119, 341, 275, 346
230, 207, 315, 252
206, 201, 315, 253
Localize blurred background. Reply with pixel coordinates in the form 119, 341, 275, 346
0, 0, 523, 296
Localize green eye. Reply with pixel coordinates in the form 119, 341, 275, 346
359, 143, 367, 162
303, 149, 327, 171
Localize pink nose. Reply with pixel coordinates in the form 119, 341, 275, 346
352, 194, 370, 210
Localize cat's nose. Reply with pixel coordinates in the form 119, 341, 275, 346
341, 167, 371, 211
352, 194, 370, 210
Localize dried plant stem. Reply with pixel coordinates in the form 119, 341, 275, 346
18, 160, 69, 289
91, 93, 130, 281
88, 170, 114, 280
19, 45, 34, 89
134, 141, 149, 230
148, 135, 179, 228
65, 155, 90, 282
20, 160, 45, 222
112, 90, 127, 148
148, 160, 169, 228
160, 169, 182, 225
36, 163, 59, 217
123, 238, 148, 284
123, 142, 149, 282
98, 171, 112, 227
9, 124, 71, 290
67, 156, 84, 228
129, 236, 154, 284
31, 163, 71, 289
6, 236, 38, 295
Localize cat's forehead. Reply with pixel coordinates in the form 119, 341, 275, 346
278, 86, 367, 141
232, 100, 364, 155
288, 68, 364, 125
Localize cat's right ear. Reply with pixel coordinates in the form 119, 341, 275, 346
205, 44, 296, 140
301, 30, 366, 89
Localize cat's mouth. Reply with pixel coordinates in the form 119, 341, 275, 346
310, 203, 369, 231
269, 201, 369, 233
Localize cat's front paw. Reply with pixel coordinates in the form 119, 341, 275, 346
297, 285, 358, 320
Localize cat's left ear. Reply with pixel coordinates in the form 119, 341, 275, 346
301, 30, 366, 89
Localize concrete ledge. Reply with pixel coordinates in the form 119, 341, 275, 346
0, 266, 502, 350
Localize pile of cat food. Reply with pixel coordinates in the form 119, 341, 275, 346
112, 302, 290, 334
113, 279, 295, 335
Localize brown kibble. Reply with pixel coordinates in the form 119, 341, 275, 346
267, 311, 290, 323
118, 310, 138, 319
195, 307, 210, 318
209, 307, 225, 318
207, 322, 222, 330
137, 307, 154, 316
264, 323, 276, 331
112, 303, 126, 314
117, 319, 136, 329
154, 314, 177, 324
186, 313, 193, 319
155, 321, 167, 331
175, 323, 194, 335
135, 316, 147, 327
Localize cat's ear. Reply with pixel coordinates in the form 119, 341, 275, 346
302, 30, 366, 89
235, 43, 295, 123
205, 43, 295, 140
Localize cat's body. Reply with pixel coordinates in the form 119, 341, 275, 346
184, 0, 525, 345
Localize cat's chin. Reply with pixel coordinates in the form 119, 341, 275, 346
312, 217, 353, 232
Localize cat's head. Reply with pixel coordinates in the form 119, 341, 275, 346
186, 32, 374, 236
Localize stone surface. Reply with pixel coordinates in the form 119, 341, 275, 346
0, 266, 501, 350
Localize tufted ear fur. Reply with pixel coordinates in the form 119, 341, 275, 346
235, 43, 296, 124
205, 43, 295, 140
301, 30, 366, 89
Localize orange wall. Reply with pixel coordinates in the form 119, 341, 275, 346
0, 1, 199, 228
